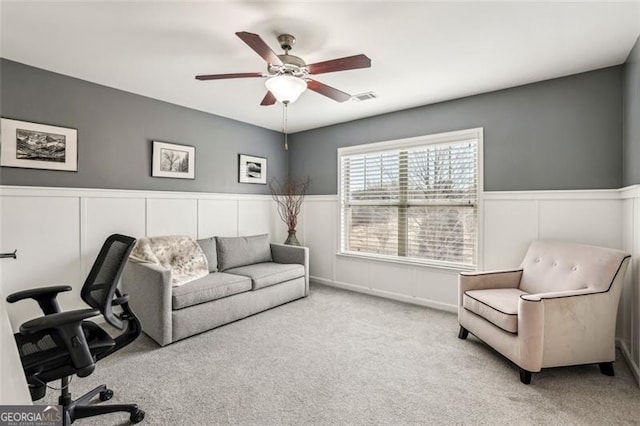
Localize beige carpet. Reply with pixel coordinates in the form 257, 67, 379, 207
46, 283, 639, 425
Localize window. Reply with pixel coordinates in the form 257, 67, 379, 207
338, 128, 481, 269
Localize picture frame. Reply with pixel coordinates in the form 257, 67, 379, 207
152, 141, 195, 179
238, 154, 267, 184
1, 118, 78, 171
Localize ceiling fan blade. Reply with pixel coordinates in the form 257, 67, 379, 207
196, 72, 264, 81
306, 54, 371, 75
260, 91, 276, 106
236, 31, 283, 66
306, 79, 352, 102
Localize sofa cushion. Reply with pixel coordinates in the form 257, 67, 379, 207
225, 262, 305, 290
216, 234, 272, 271
196, 237, 218, 273
172, 272, 251, 310
463, 288, 527, 334
519, 240, 629, 294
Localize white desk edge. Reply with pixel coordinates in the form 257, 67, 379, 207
1, 294, 32, 404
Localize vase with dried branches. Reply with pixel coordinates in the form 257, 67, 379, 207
269, 177, 311, 245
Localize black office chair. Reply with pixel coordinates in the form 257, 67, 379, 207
6, 234, 145, 425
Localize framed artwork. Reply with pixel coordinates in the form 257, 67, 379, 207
238, 154, 267, 184
152, 141, 195, 179
0, 118, 78, 171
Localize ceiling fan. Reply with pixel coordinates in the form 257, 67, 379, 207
196, 31, 371, 106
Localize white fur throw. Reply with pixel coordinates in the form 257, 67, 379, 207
130, 235, 209, 287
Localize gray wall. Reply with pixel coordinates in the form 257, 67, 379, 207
288, 67, 623, 194
623, 36, 640, 186
0, 59, 626, 195
0, 59, 286, 194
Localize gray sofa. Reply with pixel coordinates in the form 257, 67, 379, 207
120, 234, 309, 346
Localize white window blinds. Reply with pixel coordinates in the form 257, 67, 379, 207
339, 131, 479, 267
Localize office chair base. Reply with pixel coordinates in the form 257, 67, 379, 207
99, 389, 114, 401
59, 379, 144, 425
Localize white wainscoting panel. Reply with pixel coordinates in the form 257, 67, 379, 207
369, 260, 413, 296
198, 199, 238, 238
147, 198, 198, 237
618, 199, 634, 358
412, 268, 460, 308
238, 200, 271, 237
538, 200, 622, 249
483, 200, 538, 270
335, 256, 371, 288
82, 197, 146, 275
1, 196, 82, 328
618, 189, 640, 384
269, 201, 291, 245
302, 199, 335, 280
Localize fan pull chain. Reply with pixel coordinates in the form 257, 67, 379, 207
283, 101, 289, 151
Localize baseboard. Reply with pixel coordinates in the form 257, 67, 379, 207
617, 338, 640, 386
310, 276, 458, 313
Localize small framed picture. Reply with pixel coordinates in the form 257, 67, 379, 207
238, 154, 267, 184
1, 118, 78, 171
152, 141, 195, 179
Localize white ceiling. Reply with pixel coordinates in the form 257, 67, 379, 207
1, 1, 639, 133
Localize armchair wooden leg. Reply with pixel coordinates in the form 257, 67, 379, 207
457, 326, 469, 340
519, 368, 532, 384
599, 362, 615, 376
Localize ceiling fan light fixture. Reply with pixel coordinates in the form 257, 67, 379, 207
265, 75, 307, 104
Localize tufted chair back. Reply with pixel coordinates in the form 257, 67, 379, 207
519, 240, 629, 294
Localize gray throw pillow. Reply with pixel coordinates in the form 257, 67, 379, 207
196, 237, 218, 273
216, 234, 272, 271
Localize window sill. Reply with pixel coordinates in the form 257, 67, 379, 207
336, 251, 477, 273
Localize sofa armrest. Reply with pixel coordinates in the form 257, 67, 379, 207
522, 289, 619, 367
458, 269, 523, 307
271, 243, 309, 296
120, 261, 173, 346
516, 297, 545, 372
520, 288, 595, 301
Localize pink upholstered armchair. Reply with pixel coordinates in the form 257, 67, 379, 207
458, 240, 631, 384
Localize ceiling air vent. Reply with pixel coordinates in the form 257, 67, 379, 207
351, 92, 378, 102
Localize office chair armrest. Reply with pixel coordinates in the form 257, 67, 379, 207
19, 308, 101, 336
19, 308, 101, 377
112, 294, 129, 306
6, 285, 72, 314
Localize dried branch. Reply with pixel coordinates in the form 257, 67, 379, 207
269, 177, 311, 232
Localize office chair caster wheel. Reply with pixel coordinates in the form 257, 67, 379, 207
130, 409, 145, 423
99, 389, 113, 401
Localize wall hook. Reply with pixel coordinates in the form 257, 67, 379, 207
0, 250, 17, 259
